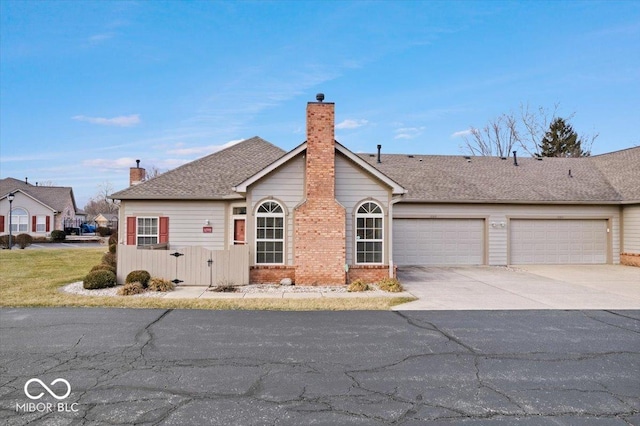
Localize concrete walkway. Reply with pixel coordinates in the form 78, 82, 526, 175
394, 265, 640, 310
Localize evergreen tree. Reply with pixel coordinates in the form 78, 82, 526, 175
539, 117, 589, 157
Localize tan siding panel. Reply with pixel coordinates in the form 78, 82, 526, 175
121, 200, 227, 250
249, 155, 305, 265
623, 205, 640, 253
335, 154, 391, 264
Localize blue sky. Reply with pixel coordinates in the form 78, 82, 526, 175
1, 1, 639, 207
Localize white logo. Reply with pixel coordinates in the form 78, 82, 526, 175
24, 378, 71, 400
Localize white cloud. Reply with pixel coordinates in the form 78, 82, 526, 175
82, 157, 138, 170
451, 129, 473, 138
72, 114, 141, 127
336, 119, 369, 130
88, 33, 115, 43
394, 126, 425, 140
166, 139, 244, 156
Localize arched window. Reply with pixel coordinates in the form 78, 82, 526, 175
356, 201, 383, 264
256, 201, 284, 264
11, 208, 28, 232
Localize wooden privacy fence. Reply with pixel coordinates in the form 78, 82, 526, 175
117, 245, 250, 286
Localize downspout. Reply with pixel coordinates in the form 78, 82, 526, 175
388, 194, 404, 278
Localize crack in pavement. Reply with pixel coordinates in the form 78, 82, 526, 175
2, 309, 639, 424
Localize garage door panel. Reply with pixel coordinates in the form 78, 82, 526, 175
510, 219, 607, 264
394, 219, 484, 266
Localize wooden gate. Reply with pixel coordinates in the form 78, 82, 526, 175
117, 245, 250, 286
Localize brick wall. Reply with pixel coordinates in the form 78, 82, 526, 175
348, 265, 395, 283
294, 99, 346, 285
621, 253, 640, 267
250, 266, 296, 284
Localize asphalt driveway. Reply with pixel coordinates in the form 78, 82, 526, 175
395, 265, 640, 310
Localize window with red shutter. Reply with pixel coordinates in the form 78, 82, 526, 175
0, 216, 4, 233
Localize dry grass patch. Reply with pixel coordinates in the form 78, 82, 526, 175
0, 249, 415, 310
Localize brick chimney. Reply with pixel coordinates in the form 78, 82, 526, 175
129, 159, 146, 186
294, 94, 346, 285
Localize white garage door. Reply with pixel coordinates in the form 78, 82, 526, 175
393, 219, 484, 265
510, 219, 607, 264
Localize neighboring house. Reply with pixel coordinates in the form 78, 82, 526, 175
0, 178, 83, 236
110, 96, 640, 285
94, 213, 119, 229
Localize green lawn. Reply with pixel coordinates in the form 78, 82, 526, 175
0, 248, 415, 310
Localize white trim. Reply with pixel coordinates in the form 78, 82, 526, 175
10, 207, 29, 233
136, 216, 159, 246
228, 202, 247, 247
254, 200, 285, 265
354, 200, 385, 265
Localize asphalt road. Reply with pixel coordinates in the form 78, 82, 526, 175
1, 309, 638, 425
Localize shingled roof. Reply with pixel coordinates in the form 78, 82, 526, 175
111, 137, 286, 200
357, 146, 640, 204
590, 147, 640, 203
0, 178, 80, 212
110, 134, 639, 204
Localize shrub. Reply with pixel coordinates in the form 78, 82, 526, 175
378, 277, 404, 293
96, 226, 112, 237
0, 235, 13, 249
347, 279, 370, 292
108, 234, 118, 245
83, 270, 116, 289
108, 243, 117, 254
15, 233, 33, 249
91, 264, 117, 274
50, 230, 66, 242
126, 270, 151, 287
148, 277, 175, 292
117, 281, 145, 296
211, 280, 237, 292
101, 252, 117, 268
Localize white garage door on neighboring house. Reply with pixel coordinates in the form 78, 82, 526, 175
393, 219, 485, 266
510, 219, 607, 264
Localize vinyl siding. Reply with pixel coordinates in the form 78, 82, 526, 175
394, 203, 620, 265
120, 200, 227, 250
335, 153, 391, 264
0, 193, 55, 235
623, 205, 640, 253
248, 154, 305, 265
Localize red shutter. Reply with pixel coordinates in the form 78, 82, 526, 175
159, 217, 169, 243
32, 216, 37, 232
0, 216, 4, 233
46, 216, 50, 232
126, 217, 137, 245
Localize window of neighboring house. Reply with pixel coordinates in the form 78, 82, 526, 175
255, 201, 284, 264
36, 216, 46, 232
11, 208, 28, 232
137, 217, 158, 246
356, 201, 384, 264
